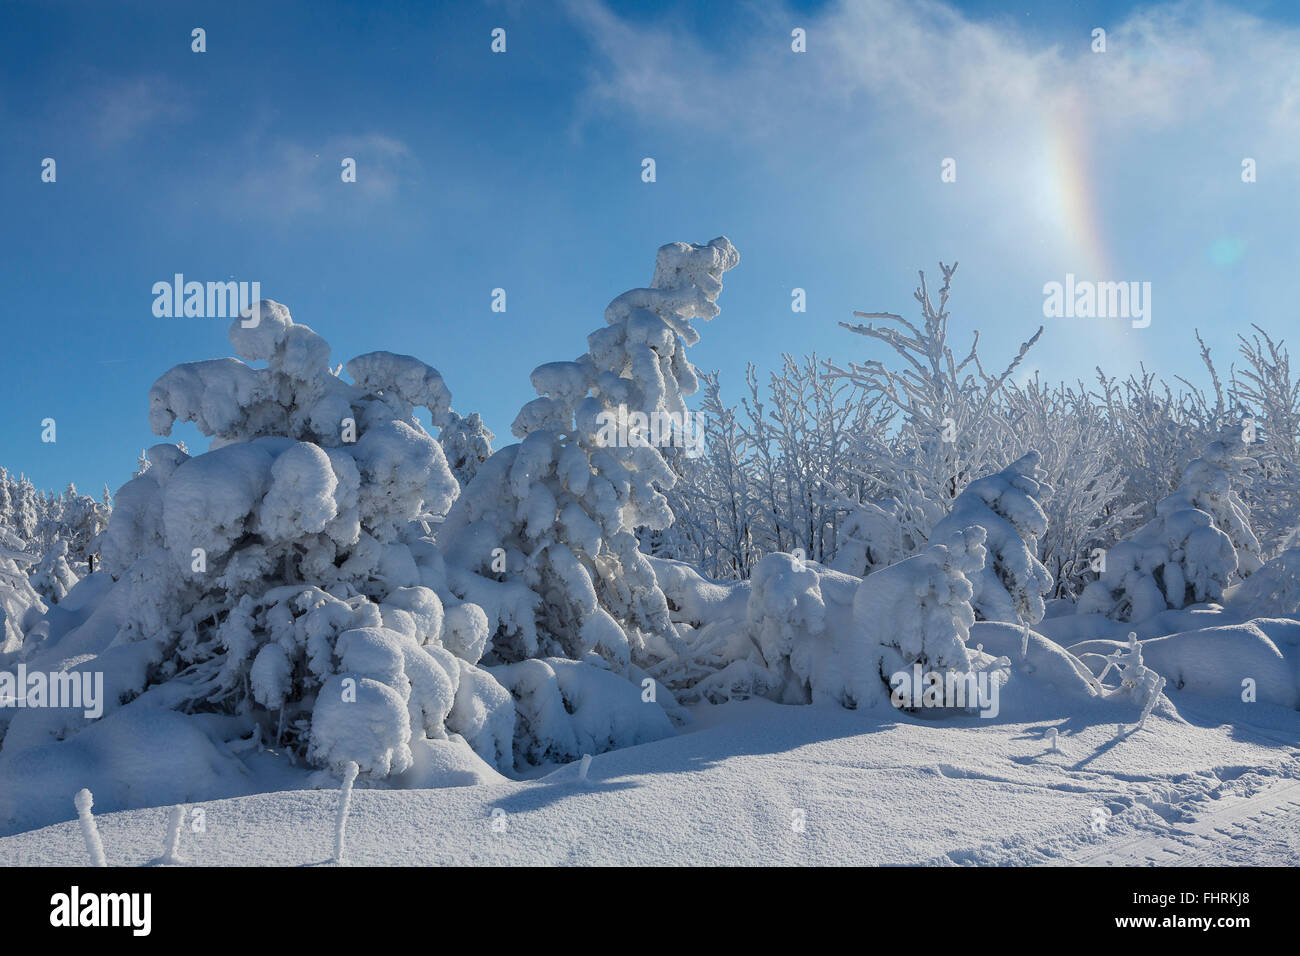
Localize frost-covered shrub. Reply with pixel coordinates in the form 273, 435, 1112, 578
439, 237, 740, 679
1095, 632, 1166, 729
929, 451, 1054, 625
747, 552, 870, 706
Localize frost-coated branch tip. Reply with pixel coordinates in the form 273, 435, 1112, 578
75, 788, 107, 867
160, 805, 186, 865
334, 760, 360, 864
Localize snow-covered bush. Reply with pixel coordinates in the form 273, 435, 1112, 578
1076, 509, 1236, 622
652, 525, 988, 711
641, 555, 775, 702
929, 451, 1054, 625
968, 620, 1102, 702
439, 237, 740, 680
649, 550, 871, 707
655, 527, 989, 714
743, 552, 865, 706
1134, 619, 1298, 709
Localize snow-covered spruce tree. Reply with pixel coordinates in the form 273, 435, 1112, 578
91, 301, 516, 777
928, 451, 1054, 625
860, 525, 986, 693
0, 473, 41, 546
439, 410, 495, 490
1077, 436, 1246, 622
1158, 432, 1263, 579
30, 539, 78, 605
0, 527, 44, 654
830, 497, 914, 579
439, 238, 739, 686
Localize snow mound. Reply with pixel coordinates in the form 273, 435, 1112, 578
0, 705, 251, 835
1136, 619, 1298, 708
492, 657, 674, 768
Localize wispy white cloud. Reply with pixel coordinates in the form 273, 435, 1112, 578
565, 0, 1300, 165
85, 74, 189, 148
222, 133, 413, 219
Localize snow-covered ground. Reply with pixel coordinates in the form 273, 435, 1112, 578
3, 696, 1295, 866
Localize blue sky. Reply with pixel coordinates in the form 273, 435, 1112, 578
2, 0, 1298, 496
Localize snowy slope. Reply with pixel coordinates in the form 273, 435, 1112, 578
3, 696, 1295, 866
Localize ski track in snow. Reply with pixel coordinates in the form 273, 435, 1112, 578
1061, 773, 1300, 866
